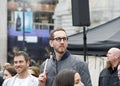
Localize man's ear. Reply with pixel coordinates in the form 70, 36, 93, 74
49, 40, 53, 47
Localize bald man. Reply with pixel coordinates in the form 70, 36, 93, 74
99, 47, 120, 86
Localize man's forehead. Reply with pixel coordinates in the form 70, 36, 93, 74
54, 31, 66, 36
14, 55, 24, 60
108, 49, 115, 53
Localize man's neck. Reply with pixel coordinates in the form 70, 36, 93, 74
17, 70, 30, 79
55, 52, 64, 61
111, 61, 119, 69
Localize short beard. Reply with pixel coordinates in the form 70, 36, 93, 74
55, 49, 66, 54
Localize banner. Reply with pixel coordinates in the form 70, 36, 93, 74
15, 11, 33, 32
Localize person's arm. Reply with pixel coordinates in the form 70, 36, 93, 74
39, 59, 48, 86
39, 71, 47, 86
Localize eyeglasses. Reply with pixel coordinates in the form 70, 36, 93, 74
53, 37, 68, 42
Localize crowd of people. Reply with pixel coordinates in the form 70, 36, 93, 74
0, 28, 120, 86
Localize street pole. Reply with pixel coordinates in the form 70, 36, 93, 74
83, 26, 87, 62
23, 10, 25, 51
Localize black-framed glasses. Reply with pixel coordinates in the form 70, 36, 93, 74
53, 37, 68, 42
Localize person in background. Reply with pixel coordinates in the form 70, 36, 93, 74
53, 69, 84, 86
0, 65, 3, 77
29, 66, 40, 77
0, 65, 3, 86
0, 76, 4, 86
3, 63, 11, 70
2, 51, 39, 86
7, 46, 20, 63
39, 28, 92, 86
99, 47, 120, 86
3, 66, 17, 80
0, 63, 11, 77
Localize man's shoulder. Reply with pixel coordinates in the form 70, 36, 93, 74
2, 76, 15, 86
99, 68, 110, 76
100, 68, 109, 73
30, 75, 38, 80
5, 76, 15, 81
70, 55, 86, 64
28, 75, 39, 86
69, 55, 87, 69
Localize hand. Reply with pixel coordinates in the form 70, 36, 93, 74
39, 71, 47, 86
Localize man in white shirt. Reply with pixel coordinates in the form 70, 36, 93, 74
2, 51, 39, 86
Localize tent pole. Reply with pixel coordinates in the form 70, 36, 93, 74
83, 26, 87, 62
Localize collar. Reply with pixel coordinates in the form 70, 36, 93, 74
108, 64, 118, 73
52, 50, 70, 61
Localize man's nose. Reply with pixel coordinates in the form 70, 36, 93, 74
60, 39, 64, 43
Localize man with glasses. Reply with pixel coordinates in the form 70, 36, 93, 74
39, 28, 92, 86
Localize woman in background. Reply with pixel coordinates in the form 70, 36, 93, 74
28, 66, 40, 77
53, 69, 84, 86
3, 66, 17, 80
